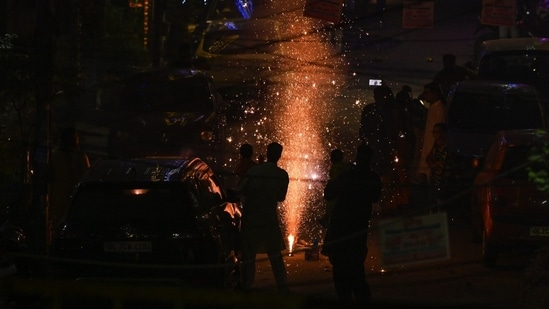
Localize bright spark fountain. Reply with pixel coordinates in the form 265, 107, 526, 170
219, 1, 359, 252
266, 3, 349, 252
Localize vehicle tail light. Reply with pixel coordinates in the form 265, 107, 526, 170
472, 157, 480, 169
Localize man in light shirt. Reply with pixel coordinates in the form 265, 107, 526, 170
418, 82, 447, 181
237, 142, 290, 293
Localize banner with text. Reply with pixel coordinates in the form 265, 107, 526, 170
481, 0, 516, 26
303, 0, 344, 24
379, 212, 450, 267
403, 0, 434, 28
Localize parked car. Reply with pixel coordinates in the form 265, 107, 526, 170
108, 68, 226, 171
471, 129, 549, 267
475, 37, 549, 79
48, 157, 241, 289
192, 0, 282, 60
446, 80, 548, 184
475, 37, 549, 98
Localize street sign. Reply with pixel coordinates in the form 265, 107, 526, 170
402, 0, 434, 28
303, 0, 344, 24
481, 0, 516, 26
378, 212, 450, 267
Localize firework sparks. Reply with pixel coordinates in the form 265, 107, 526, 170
221, 1, 363, 245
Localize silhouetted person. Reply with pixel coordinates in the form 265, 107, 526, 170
359, 85, 397, 181
234, 143, 257, 183
433, 53, 475, 97
321, 143, 382, 303
237, 142, 290, 293
426, 122, 453, 212
395, 85, 419, 169
318, 149, 351, 228
49, 127, 90, 238
418, 82, 447, 182
361, 85, 410, 207
396, 85, 412, 105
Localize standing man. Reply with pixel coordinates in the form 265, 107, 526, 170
237, 142, 290, 293
418, 82, 447, 182
432, 53, 475, 98
321, 144, 382, 303
359, 85, 396, 181
234, 143, 258, 184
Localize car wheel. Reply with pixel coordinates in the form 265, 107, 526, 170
223, 255, 241, 291
482, 229, 497, 267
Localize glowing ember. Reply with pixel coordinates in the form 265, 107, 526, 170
288, 234, 295, 254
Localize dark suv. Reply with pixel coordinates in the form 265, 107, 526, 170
446, 80, 548, 183
108, 69, 226, 170
48, 157, 241, 289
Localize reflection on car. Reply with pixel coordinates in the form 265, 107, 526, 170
471, 129, 549, 267
192, 0, 283, 59
48, 157, 241, 289
475, 37, 549, 103
476, 37, 549, 85
446, 80, 548, 183
108, 68, 226, 170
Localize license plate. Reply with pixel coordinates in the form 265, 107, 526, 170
530, 226, 549, 236
104, 241, 152, 252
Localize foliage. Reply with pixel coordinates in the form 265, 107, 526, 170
101, 3, 151, 73
528, 130, 549, 192
0, 34, 18, 49
0, 37, 35, 186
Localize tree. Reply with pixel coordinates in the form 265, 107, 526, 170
0, 34, 35, 197
528, 131, 549, 193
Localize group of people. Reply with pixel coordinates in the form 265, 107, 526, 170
359, 53, 473, 211
359, 81, 453, 211
208, 55, 473, 302
233, 141, 382, 304
233, 142, 290, 293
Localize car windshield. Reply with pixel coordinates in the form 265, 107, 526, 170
447, 92, 544, 134
478, 51, 549, 83
121, 75, 215, 113
67, 184, 197, 230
